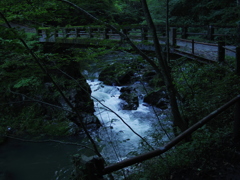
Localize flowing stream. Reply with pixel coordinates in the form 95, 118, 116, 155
88, 79, 173, 164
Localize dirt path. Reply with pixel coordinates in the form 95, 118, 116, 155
176, 39, 236, 61
2, 22, 36, 33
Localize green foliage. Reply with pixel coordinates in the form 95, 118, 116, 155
128, 125, 233, 180
0, 0, 120, 26
169, 0, 240, 25
172, 59, 240, 125
0, 26, 85, 137
113, 0, 144, 24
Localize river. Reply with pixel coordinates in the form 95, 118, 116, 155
0, 71, 173, 180
88, 79, 173, 164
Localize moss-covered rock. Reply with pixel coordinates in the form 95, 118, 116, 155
143, 88, 169, 109
98, 62, 134, 86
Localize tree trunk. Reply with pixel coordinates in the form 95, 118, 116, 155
141, 0, 187, 132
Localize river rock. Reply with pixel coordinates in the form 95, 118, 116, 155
143, 88, 169, 109
98, 62, 134, 86
119, 87, 139, 110
43, 61, 101, 132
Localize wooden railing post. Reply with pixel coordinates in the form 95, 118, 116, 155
237, 46, 240, 76
181, 26, 188, 39
65, 28, 71, 38
207, 25, 214, 40
218, 41, 225, 63
37, 29, 43, 42
104, 28, 109, 39
63, 28, 67, 38
54, 29, 59, 38
141, 27, 148, 41
88, 27, 93, 38
170, 27, 177, 46
46, 29, 52, 42
234, 96, 240, 142
192, 39, 195, 54
76, 28, 81, 37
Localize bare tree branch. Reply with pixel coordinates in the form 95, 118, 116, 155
0, 12, 102, 158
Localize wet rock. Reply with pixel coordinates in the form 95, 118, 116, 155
98, 62, 134, 86
143, 88, 169, 109
119, 87, 139, 110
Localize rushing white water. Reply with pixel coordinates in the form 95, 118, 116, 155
87, 79, 173, 163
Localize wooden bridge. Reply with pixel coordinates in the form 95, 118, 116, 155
37, 25, 239, 64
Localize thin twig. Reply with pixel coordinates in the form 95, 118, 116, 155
2, 135, 95, 152
8, 90, 74, 113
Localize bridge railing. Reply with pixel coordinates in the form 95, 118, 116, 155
38, 24, 240, 46
37, 25, 168, 43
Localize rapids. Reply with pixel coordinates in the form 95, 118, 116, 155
87, 79, 173, 163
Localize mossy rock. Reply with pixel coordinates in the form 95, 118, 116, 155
144, 88, 169, 109
98, 62, 134, 86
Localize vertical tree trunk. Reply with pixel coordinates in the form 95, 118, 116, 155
141, 0, 187, 132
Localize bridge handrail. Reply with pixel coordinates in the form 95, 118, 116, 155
37, 24, 240, 45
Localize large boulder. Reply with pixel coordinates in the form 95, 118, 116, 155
98, 62, 134, 86
119, 87, 139, 110
43, 61, 101, 132
143, 88, 169, 109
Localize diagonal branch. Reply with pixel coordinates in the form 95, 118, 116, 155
0, 12, 102, 158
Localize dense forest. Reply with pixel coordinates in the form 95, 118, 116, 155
1, 0, 240, 179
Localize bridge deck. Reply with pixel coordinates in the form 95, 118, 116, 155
38, 27, 237, 63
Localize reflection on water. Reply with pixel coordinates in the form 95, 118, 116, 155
0, 138, 84, 180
